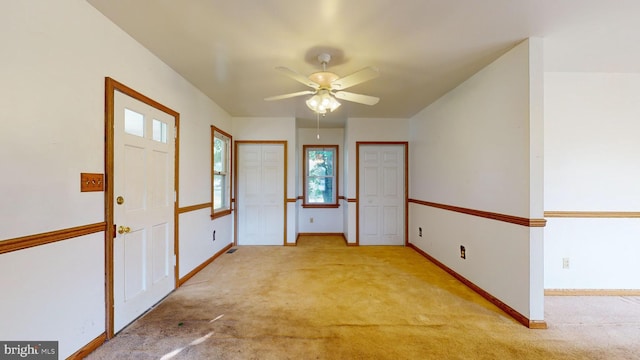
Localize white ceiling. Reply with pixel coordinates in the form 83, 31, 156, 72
87, 0, 640, 127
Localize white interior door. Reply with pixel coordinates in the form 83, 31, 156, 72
237, 143, 284, 245
359, 144, 405, 245
113, 91, 175, 332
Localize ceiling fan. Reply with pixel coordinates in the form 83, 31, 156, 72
264, 53, 380, 114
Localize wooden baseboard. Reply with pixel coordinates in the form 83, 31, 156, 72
178, 243, 233, 286
67, 333, 106, 359
545, 289, 640, 296
529, 320, 548, 329
408, 243, 547, 329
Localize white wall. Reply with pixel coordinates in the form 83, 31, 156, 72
0, 0, 232, 357
0, 234, 104, 358
179, 210, 234, 278
408, 39, 544, 320
297, 128, 345, 233
544, 72, 640, 289
409, 50, 531, 216
176, 59, 233, 281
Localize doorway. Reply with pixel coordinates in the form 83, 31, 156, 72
357, 142, 408, 245
105, 78, 179, 337
235, 141, 286, 245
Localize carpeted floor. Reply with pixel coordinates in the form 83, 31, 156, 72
87, 236, 640, 359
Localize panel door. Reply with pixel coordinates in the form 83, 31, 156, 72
237, 143, 284, 245
359, 145, 405, 245
113, 91, 175, 332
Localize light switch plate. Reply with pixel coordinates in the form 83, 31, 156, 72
81, 173, 104, 192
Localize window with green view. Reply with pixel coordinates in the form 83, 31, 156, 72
212, 126, 232, 218
304, 145, 338, 207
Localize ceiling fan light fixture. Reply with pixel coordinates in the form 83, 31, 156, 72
306, 90, 340, 114
267, 52, 379, 113
327, 96, 341, 112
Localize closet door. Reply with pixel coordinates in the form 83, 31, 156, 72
359, 144, 405, 246
237, 143, 285, 245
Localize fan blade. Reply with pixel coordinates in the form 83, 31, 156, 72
264, 90, 315, 101
275, 67, 320, 89
334, 91, 380, 105
331, 66, 379, 90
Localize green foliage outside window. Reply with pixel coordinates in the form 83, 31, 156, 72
212, 127, 231, 217
306, 147, 336, 204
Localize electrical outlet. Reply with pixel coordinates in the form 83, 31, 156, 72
460, 245, 466, 259
419, 227, 422, 237
562, 257, 570, 269
310, 217, 314, 223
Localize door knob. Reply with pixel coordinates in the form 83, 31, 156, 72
118, 226, 131, 234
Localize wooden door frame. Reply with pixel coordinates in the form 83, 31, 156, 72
355, 142, 409, 246
234, 141, 287, 246
104, 77, 180, 339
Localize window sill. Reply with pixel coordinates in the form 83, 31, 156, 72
302, 203, 340, 209
211, 209, 232, 219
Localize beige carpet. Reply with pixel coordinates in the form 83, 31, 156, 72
88, 236, 640, 359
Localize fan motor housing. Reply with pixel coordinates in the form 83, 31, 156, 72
308, 71, 340, 88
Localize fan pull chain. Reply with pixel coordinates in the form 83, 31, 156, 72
316, 112, 320, 140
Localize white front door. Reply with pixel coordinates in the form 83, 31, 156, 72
113, 91, 175, 332
359, 144, 405, 245
237, 143, 285, 245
